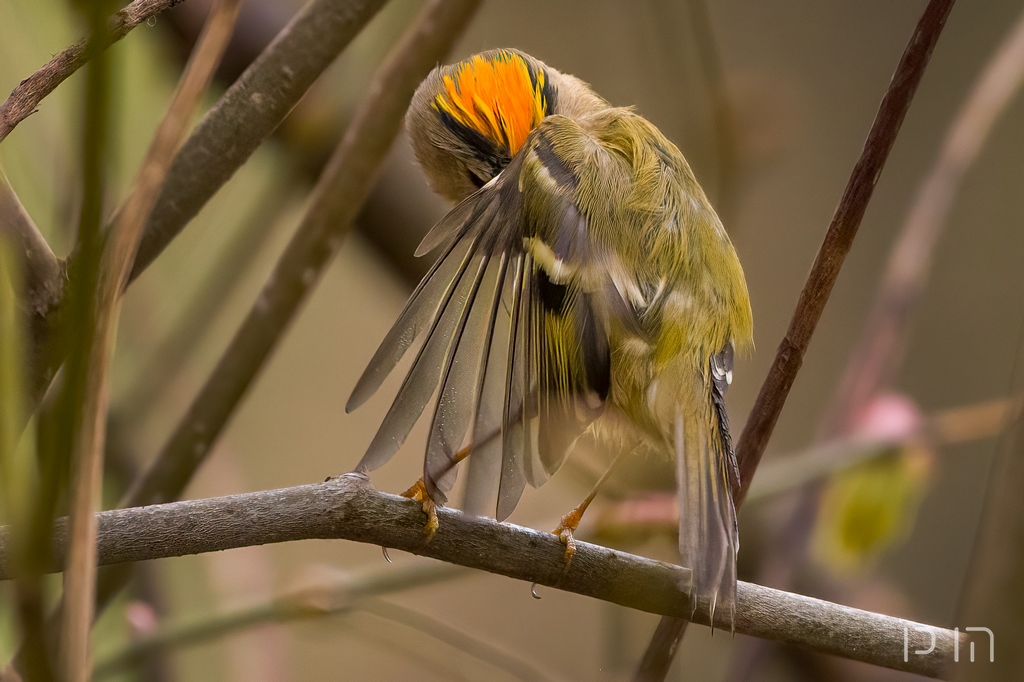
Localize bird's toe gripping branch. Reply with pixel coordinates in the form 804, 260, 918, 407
401, 478, 439, 542
551, 504, 587, 567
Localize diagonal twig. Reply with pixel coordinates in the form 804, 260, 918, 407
821, 1, 1024, 438
0, 475, 964, 679
733, 0, 956, 504
635, 0, 957, 678
0, 169, 61, 318
59, 1, 242, 678
0, 0, 190, 144
115, 177, 297, 425
26, 0, 390, 406
728, 7, 1024, 678
125, 0, 389, 282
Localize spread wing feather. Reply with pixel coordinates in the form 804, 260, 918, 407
356, 232, 484, 473
350, 116, 630, 520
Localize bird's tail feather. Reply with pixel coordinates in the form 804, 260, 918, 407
674, 380, 739, 631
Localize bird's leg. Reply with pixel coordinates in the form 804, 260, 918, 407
551, 447, 629, 566
551, 490, 597, 565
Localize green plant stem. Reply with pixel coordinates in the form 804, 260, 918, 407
60, 1, 242, 679
0, 240, 46, 682
27, 3, 119, 678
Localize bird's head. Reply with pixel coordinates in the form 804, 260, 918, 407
407, 49, 557, 202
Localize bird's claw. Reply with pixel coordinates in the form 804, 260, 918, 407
551, 508, 584, 567
401, 478, 439, 542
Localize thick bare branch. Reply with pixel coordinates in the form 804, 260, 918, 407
0, 475, 961, 678
0, 0, 188, 143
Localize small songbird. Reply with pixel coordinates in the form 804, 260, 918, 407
346, 49, 753, 627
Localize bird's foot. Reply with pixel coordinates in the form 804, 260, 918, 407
401, 478, 439, 542
551, 505, 585, 567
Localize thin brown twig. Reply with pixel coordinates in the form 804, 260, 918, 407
0, 475, 964, 678
59, 1, 242, 678
635, 1, 957, 678
733, 0, 956, 505
0, 0, 189, 144
727, 4, 1024, 677
821, 2, 1024, 438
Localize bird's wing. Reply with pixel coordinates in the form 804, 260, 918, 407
347, 115, 639, 520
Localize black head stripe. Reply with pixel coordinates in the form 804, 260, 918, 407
437, 108, 510, 179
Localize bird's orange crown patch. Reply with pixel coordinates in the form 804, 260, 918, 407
433, 51, 550, 156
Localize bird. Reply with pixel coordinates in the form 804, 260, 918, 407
346, 48, 753, 628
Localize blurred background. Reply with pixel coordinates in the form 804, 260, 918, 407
1, 0, 1023, 680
